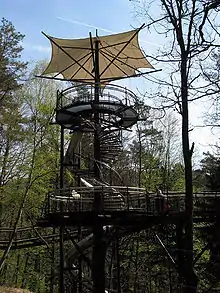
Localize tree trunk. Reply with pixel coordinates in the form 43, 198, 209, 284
0, 139, 10, 186
181, 56, 198, 293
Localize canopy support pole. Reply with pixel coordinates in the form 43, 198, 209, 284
92, 37, 106, 293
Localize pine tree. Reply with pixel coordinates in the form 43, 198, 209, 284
0, 18, 27, 186
0, 18, 27, 106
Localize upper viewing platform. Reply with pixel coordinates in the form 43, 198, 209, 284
56, 83, 139, 129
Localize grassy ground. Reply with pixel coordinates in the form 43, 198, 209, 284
0, 287, 33, 293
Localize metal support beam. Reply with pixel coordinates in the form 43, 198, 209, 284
116, 230, 121, 293
92, 37, 106, 293
59, 125, 65, 293
154, 232, 176, 266
176, 223, 185, 289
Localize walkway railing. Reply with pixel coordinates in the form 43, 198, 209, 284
0, 226, 89, 249
1, 191, 219, 248
57, 84, 138, 110
43, 188, 220, 216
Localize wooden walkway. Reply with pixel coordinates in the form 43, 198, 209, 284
1, 191, 219, 249
44, 187, 220, 215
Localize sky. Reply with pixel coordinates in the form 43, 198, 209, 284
1, 0, 218, 162
1, 0, 141, 61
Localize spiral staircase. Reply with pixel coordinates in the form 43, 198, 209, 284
42, 84, 144, 215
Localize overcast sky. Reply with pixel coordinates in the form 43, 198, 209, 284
1, 0, 219, 162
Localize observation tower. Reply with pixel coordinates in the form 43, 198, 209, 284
38, 26, 179, 293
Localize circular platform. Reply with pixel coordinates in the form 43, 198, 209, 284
56, 84, 139, 129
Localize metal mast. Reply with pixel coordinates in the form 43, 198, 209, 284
92, 36, 106, 293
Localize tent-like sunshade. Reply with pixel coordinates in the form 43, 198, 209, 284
42, 27, 154, 83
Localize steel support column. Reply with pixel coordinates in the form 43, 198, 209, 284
92, 38, 106, 293
59, 125, 65, 293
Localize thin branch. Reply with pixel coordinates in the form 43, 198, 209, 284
199, 0, 220, 43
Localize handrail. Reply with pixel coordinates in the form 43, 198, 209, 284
43, 187, 220, 215
57, 83, 139, 110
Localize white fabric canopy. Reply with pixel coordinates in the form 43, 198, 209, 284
42, 29, 154, 82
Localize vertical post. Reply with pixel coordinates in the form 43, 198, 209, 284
59, 125, 65, 293
50, 227, 55, 293
133, 237, 139, 293
168, 267, 173, 293
116, 230, 121, 293
92, 37, 106, 293
77, 140, 82, 293
93, 38, 101, 206
176, 222, 184, 290
78, 226, 82, 293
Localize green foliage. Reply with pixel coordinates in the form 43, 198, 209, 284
168, 163, 185, 191
0, 61, 61, 292
0, 18, 28, 187
0, 18, 27, 105
200, 152, 220, 191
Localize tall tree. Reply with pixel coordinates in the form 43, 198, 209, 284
131, 0, 220, 291
0, 61, 60, 275
0, 18, 27, 106
0, 18, 27, 187
158, 112, 183, 191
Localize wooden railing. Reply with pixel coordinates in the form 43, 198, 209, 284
43, 188, 220, 216
1, 191, 219, 248
0, 226, 89, 249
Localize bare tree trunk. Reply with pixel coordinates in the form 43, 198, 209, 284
0, 139, 10, 186
181, 56, 198, 293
